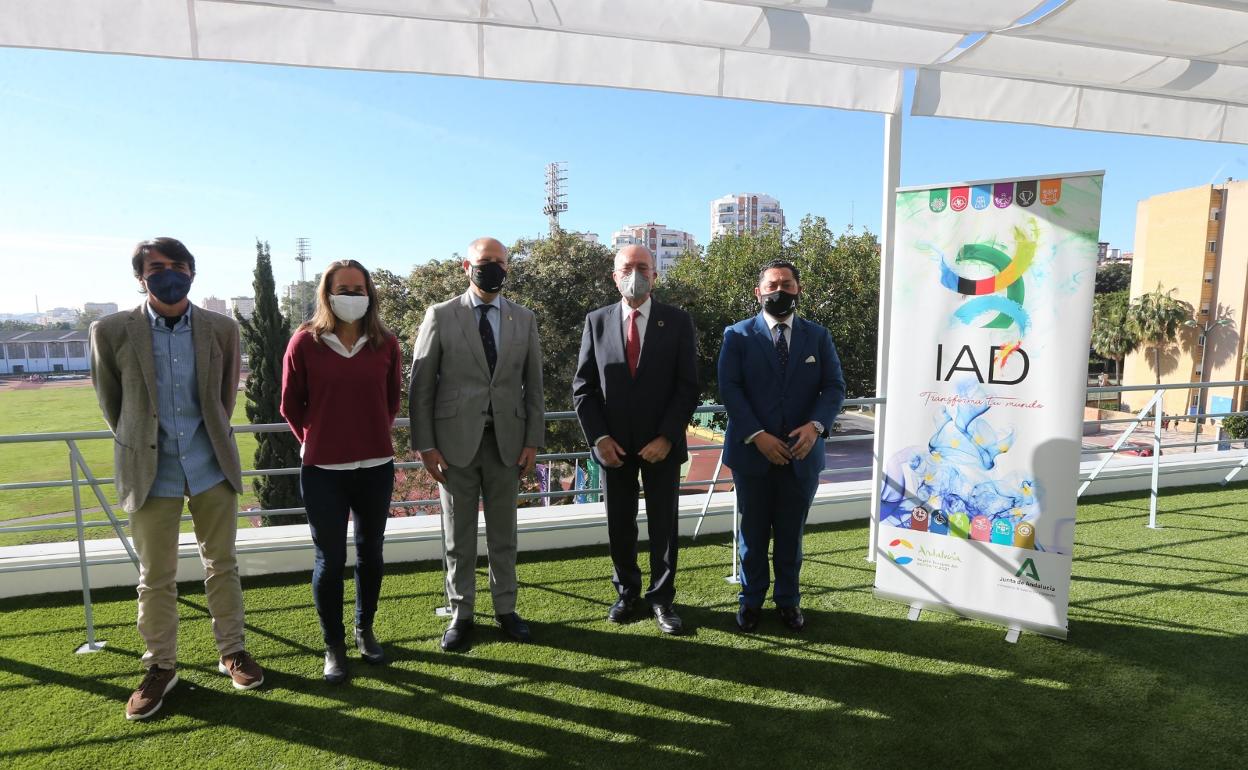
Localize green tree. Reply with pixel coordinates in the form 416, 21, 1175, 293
1090, 290, 1138, 383
237, 240, 302, 525
1095, 262, 1132, 294
662, 219, 879, 405
1128, 285, 1193, 385
662, 226, 785, 406
507, 230, 618, 453
75, 309, 105, 330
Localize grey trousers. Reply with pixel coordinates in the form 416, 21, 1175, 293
439, 430, 520, 621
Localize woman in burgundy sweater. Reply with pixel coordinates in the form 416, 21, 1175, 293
280, 259, 402, 685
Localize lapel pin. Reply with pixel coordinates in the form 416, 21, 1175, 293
657, 320, 665, 327
508, 315, 513, 321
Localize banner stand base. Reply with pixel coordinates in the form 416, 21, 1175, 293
434, 606, 452, 618
875, 589, 1068, 640
1004, 625, 1022, 644
907, 604, 922, 621
76, 641, 106, 654
724, 576, 741, 585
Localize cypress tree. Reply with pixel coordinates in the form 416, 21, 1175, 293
238, 240, 303, 526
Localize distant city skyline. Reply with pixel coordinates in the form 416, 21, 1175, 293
3, 47, 1248, 313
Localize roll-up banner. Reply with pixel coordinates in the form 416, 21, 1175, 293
875, 171, 1104, 639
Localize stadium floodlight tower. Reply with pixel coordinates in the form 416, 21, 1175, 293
543, 162, 568, 235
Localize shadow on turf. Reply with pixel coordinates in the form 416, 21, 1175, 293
4, 605, 1246, 766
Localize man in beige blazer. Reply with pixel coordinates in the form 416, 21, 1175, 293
410, 236, 545, 651
90, 237, 264, 721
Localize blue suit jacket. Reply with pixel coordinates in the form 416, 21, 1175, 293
718, 313, 846, 479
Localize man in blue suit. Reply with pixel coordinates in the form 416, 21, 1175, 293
718, 259, 846, 632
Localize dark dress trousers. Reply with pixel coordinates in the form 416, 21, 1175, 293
718, 313, 846, 610
573, 300, 699, 606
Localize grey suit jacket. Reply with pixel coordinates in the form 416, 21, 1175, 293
89, 303, 244, 513
409, 291, 545, 468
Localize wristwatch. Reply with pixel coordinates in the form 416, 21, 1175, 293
810, 421, 825, 436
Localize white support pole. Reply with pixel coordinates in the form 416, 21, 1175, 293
1077, 390, 1164, 497
867, 104, 903, 564
1148, 390, 1163, 529
71, 450, 105, 654
725, 494, 741, 585
692, 451, 724, 541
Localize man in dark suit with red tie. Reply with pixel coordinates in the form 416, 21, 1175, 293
573, 245, 699, 634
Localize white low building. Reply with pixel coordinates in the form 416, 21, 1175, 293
710, 193, 785, 239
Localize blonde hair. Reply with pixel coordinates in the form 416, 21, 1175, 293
299, 259, 391, 350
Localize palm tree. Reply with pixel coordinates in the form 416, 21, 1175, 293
1090, 291, 1139, 383
1127, 284, 1194, 385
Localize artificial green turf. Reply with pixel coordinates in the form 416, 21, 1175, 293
0, 485, 1245, 768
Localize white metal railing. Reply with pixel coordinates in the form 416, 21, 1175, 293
2, 384, 1247, 652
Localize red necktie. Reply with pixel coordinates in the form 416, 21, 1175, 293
626, 309, 641, 377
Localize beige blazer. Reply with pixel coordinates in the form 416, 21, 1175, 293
409, 291, 545, 467
89, 303, 244, 513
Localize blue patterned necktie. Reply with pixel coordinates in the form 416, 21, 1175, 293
775, 323, 789, 369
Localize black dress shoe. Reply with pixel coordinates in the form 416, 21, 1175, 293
324, 644, 349, 684
778, 606, 806, 631
736, 605, 761, 633
652, 604, 684, 635
608, 597, 638, 624
496, 612, 531, 643
354, 627, 385, 664
440, 620, 473, 652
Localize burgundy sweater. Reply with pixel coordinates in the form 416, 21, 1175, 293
280, 330, 403, 466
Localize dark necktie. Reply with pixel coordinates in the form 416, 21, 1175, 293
478, 305, 497, 375
775, 323, 789, 369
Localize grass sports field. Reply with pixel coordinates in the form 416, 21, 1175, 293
0, 381, 259, 544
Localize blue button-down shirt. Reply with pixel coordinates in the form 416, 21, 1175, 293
146, 303, 226, 498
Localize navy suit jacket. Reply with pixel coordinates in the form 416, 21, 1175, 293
573, 300, 699, 464
718, 313, 846, 479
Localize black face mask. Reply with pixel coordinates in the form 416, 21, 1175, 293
470, 261, 507, 293
761, 290, 798, 317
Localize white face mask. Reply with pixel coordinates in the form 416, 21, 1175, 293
618, 270, 651, 301
328, 294, 369, 323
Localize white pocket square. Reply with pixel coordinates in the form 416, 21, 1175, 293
805, 355, 816, 363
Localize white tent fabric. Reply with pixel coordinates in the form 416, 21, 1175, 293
3, 0, 1248, 143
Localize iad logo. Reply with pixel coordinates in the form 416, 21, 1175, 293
885, 538, 915, 566
1015, 558, 1040, 581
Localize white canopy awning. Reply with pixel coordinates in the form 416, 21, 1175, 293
3, 0, 1248, 143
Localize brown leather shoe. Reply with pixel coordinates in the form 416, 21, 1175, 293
125, 666, 178, 721
218, 650, 264, 690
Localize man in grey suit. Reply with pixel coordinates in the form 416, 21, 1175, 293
89, 237, 264, 721
410, 237, 545, 651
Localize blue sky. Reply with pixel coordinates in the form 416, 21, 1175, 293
2, 46, 1247, 313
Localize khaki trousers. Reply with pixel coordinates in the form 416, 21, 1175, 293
129, 481, 245, 669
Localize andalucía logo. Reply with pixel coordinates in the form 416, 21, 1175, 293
1015, 558, 1040, 581
885, 538, 914, 565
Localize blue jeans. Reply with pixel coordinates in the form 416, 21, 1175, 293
301, 461, 394, 646
735, 464, 819, 609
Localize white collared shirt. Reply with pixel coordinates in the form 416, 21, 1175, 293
620, 295, 652, 353
762, 309, 794, 347
322, 332, 368, 358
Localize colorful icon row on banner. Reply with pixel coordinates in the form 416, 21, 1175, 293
909, 506, 1036, 549
929, 179, 1062, 213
